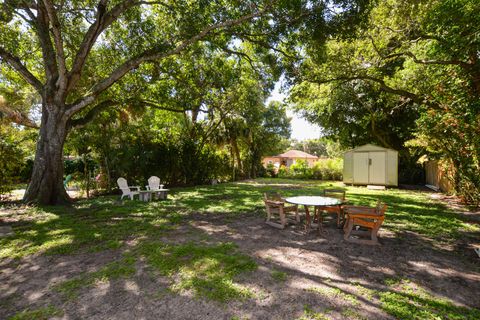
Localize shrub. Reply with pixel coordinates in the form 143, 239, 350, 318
277, 165, 289, 178
265, 163, 277, 177
311, 158, 343, 181
290, 159, 311, 178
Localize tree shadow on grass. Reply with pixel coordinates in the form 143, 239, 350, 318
2, 180, 480, 319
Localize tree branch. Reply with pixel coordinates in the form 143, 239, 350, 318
221, 46, 258, 72
66, 7, 268, 117
310, 74, 441, 110
0, 47, 43, 92
36, 1, 58, 84
68, 99, 117, 129
0, 103, 39, 128
42, 0, 67, 94
137, 100, 188, 113
369, 35, 472, 69
68, 0, 140, 91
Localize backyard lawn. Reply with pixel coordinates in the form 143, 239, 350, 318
1, 179, 479, 320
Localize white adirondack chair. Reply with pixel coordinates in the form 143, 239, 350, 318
146, 176, 162, 191
117, 177, 140, 200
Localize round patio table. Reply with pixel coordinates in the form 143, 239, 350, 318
285, 196, 342, 234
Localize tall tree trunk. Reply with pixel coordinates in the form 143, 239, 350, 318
230, 137, 243, 177
23, 104, 70, 205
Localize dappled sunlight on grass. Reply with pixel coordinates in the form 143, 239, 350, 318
139, 241, 257, 302
2, 179, 478, 259
2, 178, 480, 319
377, 278, 480, 320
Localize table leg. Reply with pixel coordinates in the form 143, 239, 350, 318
317, 206, 324, 234
304, 205, 311, 233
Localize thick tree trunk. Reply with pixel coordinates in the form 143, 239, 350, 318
23, 104, 70, 205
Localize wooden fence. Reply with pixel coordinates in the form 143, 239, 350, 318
425, 160, 455, 194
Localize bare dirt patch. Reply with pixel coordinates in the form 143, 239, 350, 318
1, 208, 479, 320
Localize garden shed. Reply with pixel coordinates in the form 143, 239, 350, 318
343, 144, 398, 186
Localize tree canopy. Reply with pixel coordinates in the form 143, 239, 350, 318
289, 0, 480, 203
0, 0, 369, 204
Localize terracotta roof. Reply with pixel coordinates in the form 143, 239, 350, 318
276, 150, 318, 159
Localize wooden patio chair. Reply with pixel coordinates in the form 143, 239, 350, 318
264, 192, 299, 229
343, 201, 387, 245
317, 189, 346, 227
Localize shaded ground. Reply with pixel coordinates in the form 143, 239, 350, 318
1, 179, 479, 319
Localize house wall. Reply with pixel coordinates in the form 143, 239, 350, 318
262, 157, 281, 168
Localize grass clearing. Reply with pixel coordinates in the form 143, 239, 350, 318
2, 179, 478, 260
140, 241, 257, 302
1, 178, 479, 318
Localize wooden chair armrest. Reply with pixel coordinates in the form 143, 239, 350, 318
348, 212, 384, 219
264, 200, 284, 206
343, 205, 376, 212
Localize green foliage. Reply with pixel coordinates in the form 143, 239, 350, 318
0, 124, 33, 195
297, 305, 330, 320
290, 160, 312, 178
290, 139, 328, 157
272, 159, 343, 180
291, 0, 480, 201
277, 165, 289, 178
311, 159, 343, 181
308, 286, 359, 306
265, 163, 277, 178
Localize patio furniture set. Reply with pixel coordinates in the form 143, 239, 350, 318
117, 176, 169, 202
264, 189, 387, 245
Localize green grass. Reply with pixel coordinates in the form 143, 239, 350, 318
377, 278, 480, 320
1, 178, 479, 315
54, 255, 136, 299
140, 241, 257, 302
305, 279, 480, 320
1, 179, 478, 260
308, 286, 360, 306
8, 305, 62, 320
297, 305, 331, 320
271, 269, 288, 282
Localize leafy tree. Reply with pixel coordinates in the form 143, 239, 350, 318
290, 139, 328, 157
292, 0, 480, 198
0, 0, 369, 204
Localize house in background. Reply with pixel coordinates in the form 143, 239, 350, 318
262, 150, 319, 169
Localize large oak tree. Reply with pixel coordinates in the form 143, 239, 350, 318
0, 0, 367, 204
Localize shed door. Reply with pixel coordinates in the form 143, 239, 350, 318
369, 152, 386, 184
353, 152, 369, 184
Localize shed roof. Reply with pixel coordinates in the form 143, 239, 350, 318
345, 144, 397, 153
276, 150, 318, 159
